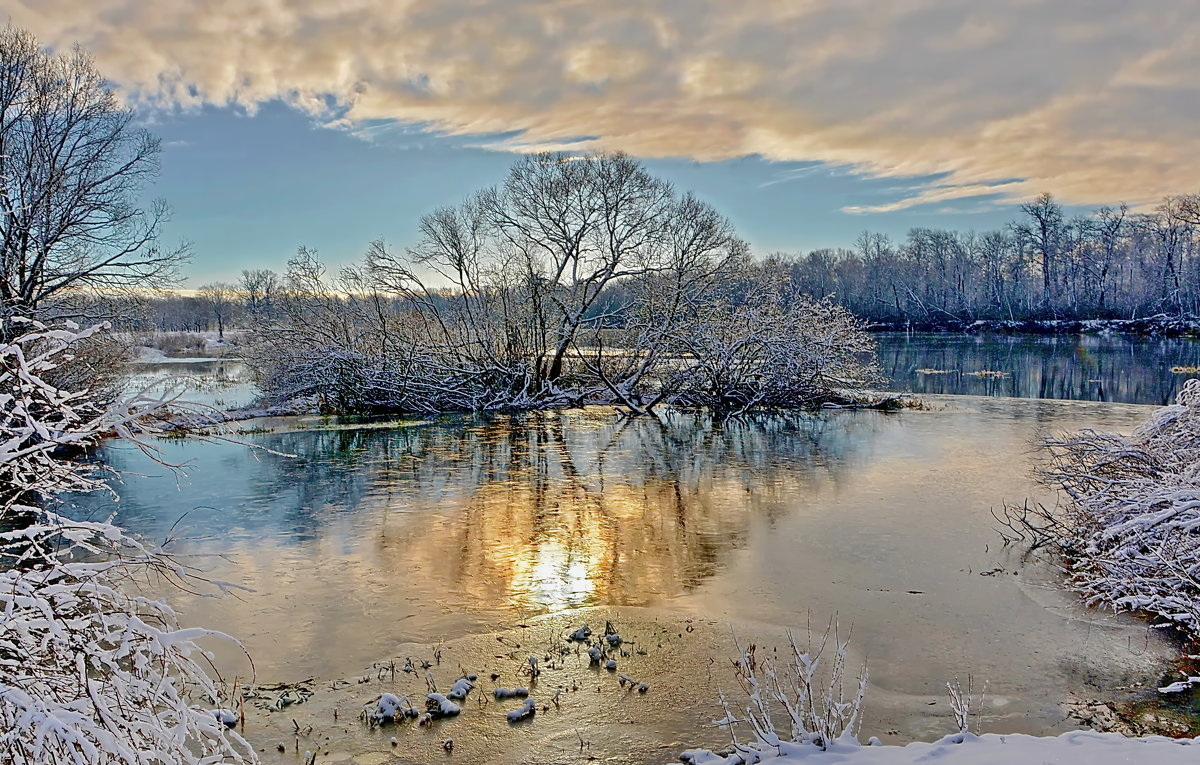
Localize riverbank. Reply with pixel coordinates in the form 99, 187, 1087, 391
227, 606, 1188, 765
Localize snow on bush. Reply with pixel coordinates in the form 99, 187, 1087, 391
446, 676, 475, 701
1038, 377, 1200, 638
714, 621, 867, 760
363, 693, 416, 725
425, 693, 461, 717
0, 319, 255, 764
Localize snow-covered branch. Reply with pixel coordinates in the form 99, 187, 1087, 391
1, 319, 255, 764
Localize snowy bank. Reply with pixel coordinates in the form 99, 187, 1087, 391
681, 730, 1198, 765
1031, 377, 1200, 638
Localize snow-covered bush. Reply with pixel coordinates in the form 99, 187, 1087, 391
716, 621, 867, 759
666, 287, 879, 414
0, 319, 255, 764
1039, 378, 1200, 637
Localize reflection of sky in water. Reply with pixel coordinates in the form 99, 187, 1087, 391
66, 398, 1168, 698
877, 332, 1200, 405
122, 359, 257, 409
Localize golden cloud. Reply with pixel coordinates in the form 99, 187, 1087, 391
11, 0, 1200, 210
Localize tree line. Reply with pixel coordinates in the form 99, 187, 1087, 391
782, 193, 1200, 326
125, 190, 1200, 342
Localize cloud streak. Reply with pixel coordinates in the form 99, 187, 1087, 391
11, 0, 1200, 210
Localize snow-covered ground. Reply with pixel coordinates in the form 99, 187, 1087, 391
681, 730, 1197, 764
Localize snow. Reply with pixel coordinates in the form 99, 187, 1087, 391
505, 698, 536, 723
446, 676, 475, 700
0, 320, 255, 764
213, 709, 239, 728
680, 730, 1198, 765
1038, 377, 1200, 638
424, 693, 461, 716
1158, 677, 1200, 694
956, 314, 1200, 337
617, 674, 649, 693
364, 693, 415, 723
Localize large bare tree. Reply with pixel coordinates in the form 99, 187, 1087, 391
0, 27, 185, 329
362, 152, 750, 407
251, 154, 879, 415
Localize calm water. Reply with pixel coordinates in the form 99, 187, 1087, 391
123, 357, 256, 409
72, 398, 1175, 759
876, 332, 1200, 405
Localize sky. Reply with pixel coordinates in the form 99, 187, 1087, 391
8, 0, 1200, 286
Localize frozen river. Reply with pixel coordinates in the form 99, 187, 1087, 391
72, 392, 1179, 762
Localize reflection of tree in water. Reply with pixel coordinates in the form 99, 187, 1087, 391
878, 333, 1200, 405
78, 409, 885, 617
338, 409, 881, 613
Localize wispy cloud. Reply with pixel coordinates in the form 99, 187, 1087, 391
13, 0, 1200, 210
758, 162, 831, 189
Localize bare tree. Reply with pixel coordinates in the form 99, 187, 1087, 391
0, 27, 186, 331
778, 193, 1200, 325
1145, 196, 1194, 315
1015, 193, 1064, 313
252, 154, 876, 415
196, 281, 237, 341
239, 268, 280, 317
1092, 204, 1127, 312
362, 152, 750, 408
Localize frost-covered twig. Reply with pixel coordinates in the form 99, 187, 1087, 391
946, 676, 986, 733
724, 618, 867, 755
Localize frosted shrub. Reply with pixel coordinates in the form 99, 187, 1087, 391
0, 319, 255, 764
714, 620, 867, 760
1041, 378, 1200, 637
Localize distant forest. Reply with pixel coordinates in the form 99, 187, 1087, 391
773, 193, 1200, 326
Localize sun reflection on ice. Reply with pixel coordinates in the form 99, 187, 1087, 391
515, 540, 597, 612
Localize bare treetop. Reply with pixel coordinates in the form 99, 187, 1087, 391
0, 27, 186, 328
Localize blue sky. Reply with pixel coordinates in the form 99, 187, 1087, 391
14, 0, 1198, 286
148, 103, 1042, 286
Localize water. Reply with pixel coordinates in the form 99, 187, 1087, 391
67, 336, 1197, 761
875, 332, 1200, 405
123, 357, 257, 409
71, 399, 1177, 760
